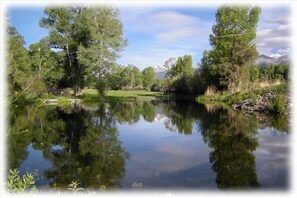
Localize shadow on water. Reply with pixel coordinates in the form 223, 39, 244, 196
7, 98, 289, 190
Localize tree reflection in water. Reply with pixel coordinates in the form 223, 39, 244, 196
198, 104, 260, 189
7, 99, 289, 190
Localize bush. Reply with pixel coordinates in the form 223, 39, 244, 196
271, 95, 286, 114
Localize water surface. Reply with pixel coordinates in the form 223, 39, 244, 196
7, 99, 290, 191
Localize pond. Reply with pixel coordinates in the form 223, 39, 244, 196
7, 99, 290, 191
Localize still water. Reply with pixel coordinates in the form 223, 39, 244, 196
7, 99, 290, 191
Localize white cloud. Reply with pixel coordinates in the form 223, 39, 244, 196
265, 14, 290, 25
256, 7, 291, 56
155, 28, 198, 43
123, 10, 211, 42
118, 45, 198, 69
118, 7, 213, 68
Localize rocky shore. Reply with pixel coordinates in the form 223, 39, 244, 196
231, 91, 290, 115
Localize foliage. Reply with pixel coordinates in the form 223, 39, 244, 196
259, 64, 289, 81
6, 169, 37, 192
198, 5, 261, 92
7, 25, 31, 101
196, 83, 289, 115
199, 107, 260, 188
164, 55, 194, 94
28, 39, 65, 95
167, 55, 193, 78
7, 97, 289, 190
40, 6, 127, 95
99, 185, 107, 191
107, 64, 144, 90
270, 95, 286, 115
249, 65, 260, 82
67, 181, 84, 192
142, 66, 156, 89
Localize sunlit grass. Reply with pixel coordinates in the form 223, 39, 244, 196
79, 89, 170, 103
196, 83, 288, 106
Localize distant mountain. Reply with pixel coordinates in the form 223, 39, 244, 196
155, 71, 167, 79
256, 54, 290, 66
153, 65, 169, 79
154, 65, 169, 73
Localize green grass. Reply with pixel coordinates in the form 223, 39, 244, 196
38, 94, 78, 106
196, 83, 288, 105
106, 90, 164, 97
80, 89, 170, 102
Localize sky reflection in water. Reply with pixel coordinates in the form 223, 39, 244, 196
8, 100, 290, 190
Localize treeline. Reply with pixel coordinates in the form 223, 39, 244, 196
250, 64, 289, 82
7, 6, 128, 103
154, 5, 289, 95
7, 5, 290, 102
104, 65, 155, 91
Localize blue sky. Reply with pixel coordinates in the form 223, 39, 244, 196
7, 4, 291, 70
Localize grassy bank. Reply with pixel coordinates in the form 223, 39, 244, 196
38, 89, 170, 105
81, 89, 170, 103
196, 84, 289, 114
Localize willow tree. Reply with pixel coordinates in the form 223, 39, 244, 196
202, 5, 261, 92
40, 6, 127, 95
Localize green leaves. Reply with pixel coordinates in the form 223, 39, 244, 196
67, 181, 84, 192
142, 66, 156, 89
205, 5, 261, 92
6, 169, 37, 192
7, 26, 31, 99
169, 55, 193, 78
40, 6, 128, 95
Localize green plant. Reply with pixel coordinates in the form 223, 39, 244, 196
6, 169, 37, 192
67, 181, 84, 192
271, 95, 286, 114
99, 185, 106, 191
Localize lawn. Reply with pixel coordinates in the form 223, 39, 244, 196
81, 89, 169, 102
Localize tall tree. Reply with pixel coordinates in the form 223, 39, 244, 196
28, 38, 65, 95
77, 7, 128, 95
7, 25, 31, 100
142, 66, 156, 89
203, 5, 261, 92
40, 6, 127, 95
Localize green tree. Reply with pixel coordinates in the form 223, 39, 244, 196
203, 5, 261, 92
40, 6, 127, 95
77, 7, 128, 95
119, 65, 142, 89
169, 55, 193, 78
28, 38, 65, 95
142, 66, 156, 89
199, 106, 259, 188
107, 64, 124, 90
249, 65, 260, 82
7, 25, 31, 101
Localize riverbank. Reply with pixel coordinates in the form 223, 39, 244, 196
196, 84, 290, 116
38, 89, 171, 105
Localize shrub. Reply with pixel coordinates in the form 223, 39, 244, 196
271, 95, 286, 114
